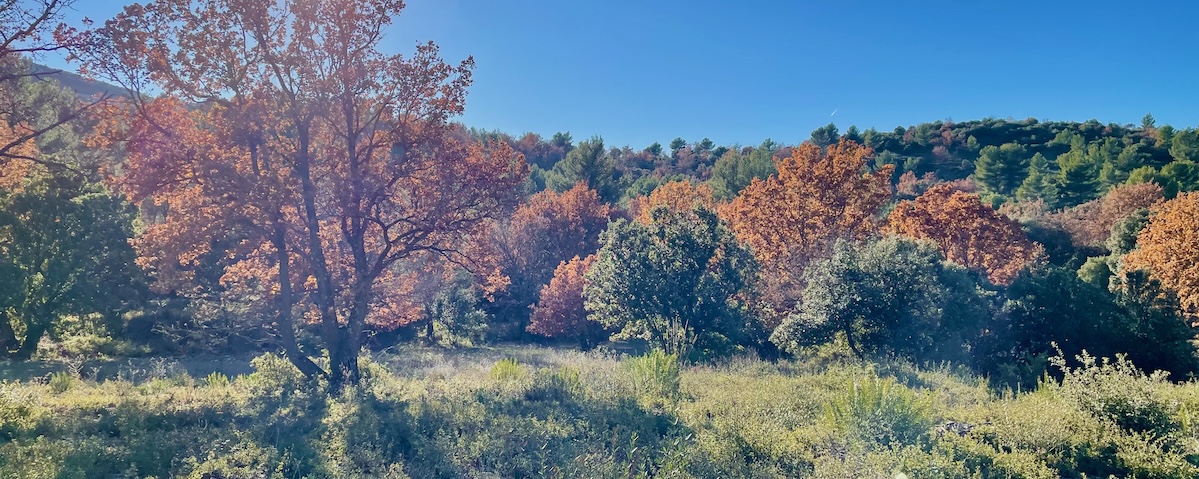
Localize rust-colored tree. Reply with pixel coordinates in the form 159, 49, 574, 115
887, 184, 1044, 285
1123, 192, 1199, 321
1046, 182, 1164, 249
629, 180, 717, 224
527, 255, 605, 349
488, 183, 611, 334
76, 0, 527, 387
720, 139, 892, 322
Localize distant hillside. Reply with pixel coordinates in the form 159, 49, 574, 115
30, 63, 125, 99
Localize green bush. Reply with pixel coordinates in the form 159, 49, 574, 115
825, 376, 932, 447
624, 349, 682, 403
47, 371, 76, 394
489, 357, 526, 382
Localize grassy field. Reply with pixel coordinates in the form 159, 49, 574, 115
2, 345, 1198, 478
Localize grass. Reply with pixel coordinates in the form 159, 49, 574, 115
0, 345, 1198, 478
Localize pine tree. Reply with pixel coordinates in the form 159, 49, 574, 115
974, 143, 1029, 196
1053, 145, 1101, 208
1016, 153, 1056, 202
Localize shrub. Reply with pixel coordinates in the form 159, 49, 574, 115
1050, 351, 1178, 437
825, 376, 932, 447
47, 371, 76, 394
624, 350, 681, 403
490, 357, 526, 382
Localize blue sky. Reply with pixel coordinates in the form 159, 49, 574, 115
50, 0, 1199, 148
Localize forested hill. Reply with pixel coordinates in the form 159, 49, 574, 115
479, 115, 1198, 209
30, 62, 124, 99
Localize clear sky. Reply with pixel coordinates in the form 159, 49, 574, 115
50, 0, 1199, 148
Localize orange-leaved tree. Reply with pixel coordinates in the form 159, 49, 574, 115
75, 0, 527, 388
1123, 192, 1199, 321
488, 183, 611, 334
1046, 182, 1164, 249
720, 139, 892, 322
629, 180, 718, 224
527, 255, 605, 349
887, 184, 1044, 285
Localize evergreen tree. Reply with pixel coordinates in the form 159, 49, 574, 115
973, 143, 1029, 196
1016, 153, 1056, 202
545, 137, 620, 202
1053, 144, 1101, 208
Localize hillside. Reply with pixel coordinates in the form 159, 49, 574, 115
30, 62, 125, 99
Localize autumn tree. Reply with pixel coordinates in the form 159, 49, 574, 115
488, 183, 611, 335
721, 139, 892, 321
77, 0, 526, 387
887, 184, 1044, 285
1046, 182, 1164, 249
1123, 192, 1199, 321
629, 180, 717, 225
527, 255, 606, 349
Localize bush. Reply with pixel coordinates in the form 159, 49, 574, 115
624, 350, 681, 403
489, 357, 526, 382
825, 376, 932, 447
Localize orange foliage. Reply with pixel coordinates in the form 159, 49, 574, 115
489, 183, 611, 324
527, 255, 604, 348
720, 139, 893, 316
887, 184, 1044, 285
1047, 182, 1164, 248
1123, 193, 1199, 320
630, 180, 717, 224
0, 119, 38, 189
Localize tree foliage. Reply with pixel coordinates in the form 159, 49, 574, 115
887, 184, 1044, 285
527, 254, 605, 349
722, 139, 892, 319
1123, 193, 1199, 321
585, 207, 756, 360
772, 237, 991, 363
76, 0, 527, 387
0, 174, 141, 359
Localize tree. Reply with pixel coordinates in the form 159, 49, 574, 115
1015, 153, 1057, 202
721, 139, 892, 319
772, 237, 990, 363
1046, 182, 1163, 249
1169, 129, 1199, 163
79, 0, 527, 387
1053, 144, 1102, 208
809, 123, 840, 148
990, 267, 1196, 386
1124, 193, 1199, 321
527, 255, 605, 349
887, 184, 1044, 285
489, 183, 612, 335
973, 143, 1028, 196
0, 174, 141, 359
585, 207, 757, 360
707, 139, 777, 200
629, 180, 716, 225
545, 137, 619, 202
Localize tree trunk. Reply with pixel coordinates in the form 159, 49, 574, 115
15, 321, 47, 361
273, 225, 325, 378
0, 310, 18, 356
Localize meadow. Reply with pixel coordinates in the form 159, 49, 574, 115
3, 344, 1198, 478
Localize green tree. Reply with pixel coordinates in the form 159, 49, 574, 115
1169, 129, 1199, 163
771, 237, 991, 362
973, 143, 1029, 196
585, 206, 757, 360
1100, 143, 1148, 188
1053, 144, 1101, 208
1016, 153, 1057, 202
810, 122, 840, 148
707, 139, 777, 200
545, 137, 620, 202
0, 175, 141, 359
